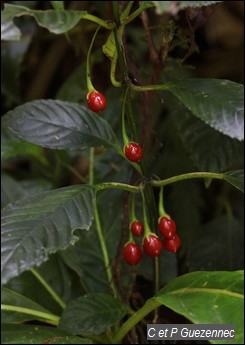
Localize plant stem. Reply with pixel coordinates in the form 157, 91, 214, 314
120, 1, 134, 22
31, 268, 66, 309
83, 13, 115, 30
94, 204, 118, 298
1, 304, 59, 326
96, 182, 142, 193
110, 51, 122, 87
89, 148, 118, 298
122, 4, 154, 25
158, 186, 169, 217
121, 86, 131, 145
89, 147, 95, 185
153, 257, 160, 323
140, 189, 151, 236
112, 299, 160, 344
130, 82, 174, 92
151, 172, 227, 187
86, 26, 101, 92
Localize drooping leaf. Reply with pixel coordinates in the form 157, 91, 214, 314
2, 99, 119, 150
58, 293, 128, 335
1, 287, 58, 323
155, 271, 244, 344
187, 216, 244, 271
223, 170, 244, 193
1, 174, 52, 209
102, 31, 116, 61
1, 324, 92, 344
168, 79, 244, 141
1, 4, 87, 40
173, 105, 243, 172
5, 254, 84, 316
1, 185, 96, 285
1, 127, 46, 163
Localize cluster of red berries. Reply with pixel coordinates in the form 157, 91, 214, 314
123, 217, 181, 266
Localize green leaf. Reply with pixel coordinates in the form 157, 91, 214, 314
50, 1, 65, 11
102, 31, 116, 61
59, 293, 128, 335
1, 4, 87, 40
1, 324, 92, 344
155, 271, 244, 344
1, 287, 57, 323
1, 4, 24, 40
173, 106, 243, 172
2, 99, 119, 150
168, 79, 244, 141
223, 170, 244, 193
1, 185, 96, 285
1, 127, 45, 163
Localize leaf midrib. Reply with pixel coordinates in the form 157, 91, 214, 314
157, 287, 244, 300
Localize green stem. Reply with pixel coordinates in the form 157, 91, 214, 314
89, 147, 95, 185
94, 204, 118, 298
141, 190, 151, 236
1, 304, 59, 326
130, 82, 174, 92
112, 298, 160, 344
110, 51, 122, 87
158, 186, 169, 217
151, 172, 227, 187
122, 86, 130, 146
83, 13, 116, 30
96, 182, 142, 193
122, 5, 152, 25
31, 268, 66, 309
120, 1, 134, 22
130, 193, 137, 222
90, 148, 118, 298
86, 26, 101, 92
153, 257, 160, 322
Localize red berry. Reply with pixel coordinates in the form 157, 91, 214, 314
124, 142, 143, 163
158, 216, 176, 239
143, 234, 162, 257
163, 234, 181, 253
130, 221, 144, 236
87, 91, 106, 112
123, 242, 142, 265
